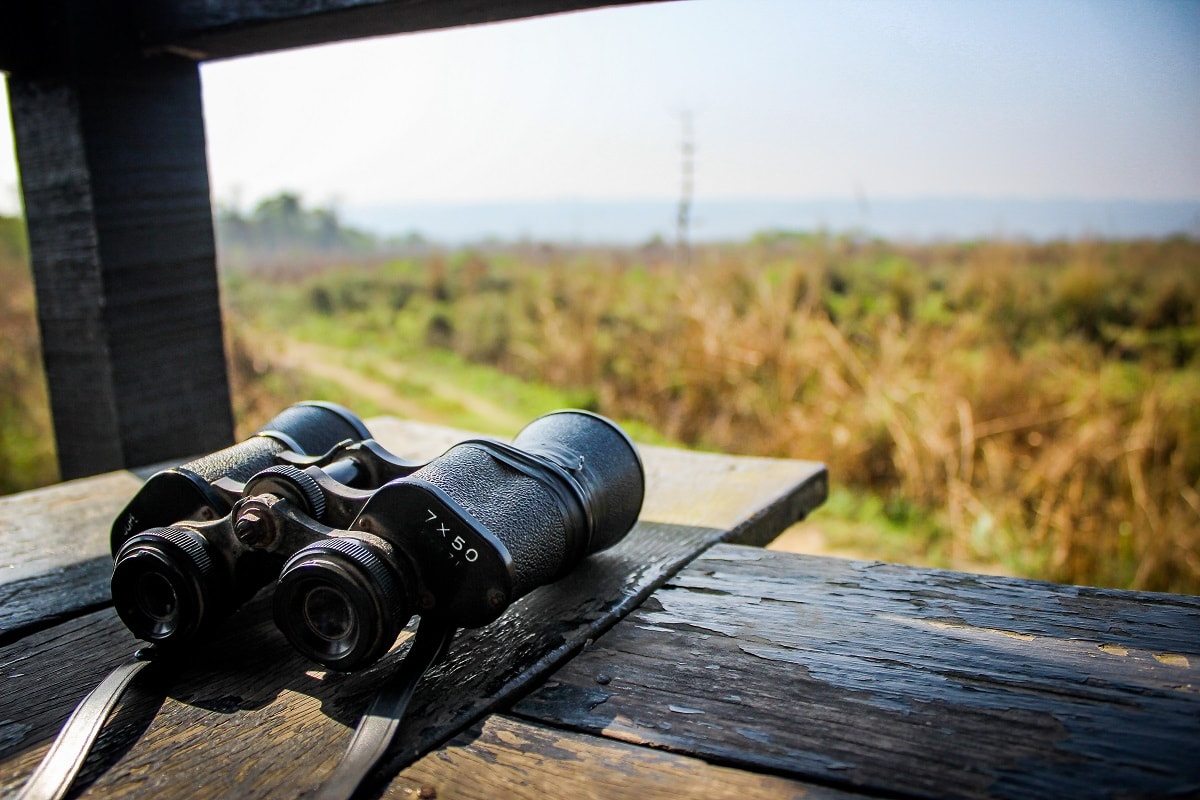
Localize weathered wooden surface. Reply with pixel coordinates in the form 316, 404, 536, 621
513, 545, 1200, 800
0, 465, 165, 642
0, 418, 826, 798
387, 714, 857, 800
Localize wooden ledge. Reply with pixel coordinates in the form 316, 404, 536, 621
0, 416, 826, 798
512, 545, 1200, 798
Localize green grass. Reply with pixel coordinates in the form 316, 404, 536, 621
218, 237, 1200, 592
0, 218, 57, 494
4, 223, 1197, 593
789, 486, 1050, 578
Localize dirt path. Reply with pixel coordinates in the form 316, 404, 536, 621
249, 332, 953, 569
256, 333, 531, 434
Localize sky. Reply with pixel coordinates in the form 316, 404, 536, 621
1, 0, 1198, 222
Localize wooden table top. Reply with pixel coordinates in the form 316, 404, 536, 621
1, 417, 1197, 799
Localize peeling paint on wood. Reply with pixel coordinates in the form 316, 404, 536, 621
515, 546, 1200, 799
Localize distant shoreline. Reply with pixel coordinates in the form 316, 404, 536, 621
342, 196, 1200, 246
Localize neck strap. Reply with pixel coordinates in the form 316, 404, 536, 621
13, 649, 159, 800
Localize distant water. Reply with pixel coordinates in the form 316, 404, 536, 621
342, 197, 1200, 245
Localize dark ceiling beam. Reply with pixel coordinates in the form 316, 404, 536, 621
2, 1, 672, 70
1, 1, 671, 71
143, 0, 670, 62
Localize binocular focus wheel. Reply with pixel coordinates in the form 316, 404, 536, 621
243, 465, 327, 520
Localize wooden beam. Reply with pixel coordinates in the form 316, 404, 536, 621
7, 55, 234, 479
1, 1, 676, 70
141, 0, 672, 61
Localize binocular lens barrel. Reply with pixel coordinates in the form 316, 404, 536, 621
304, 587, 356, 642
511, 410, 645, 556
252, 402, 373, 457
135, 573, 179, 630
110, 403, 372, 646
109, 402, 644, 667
273, 410, 644, 671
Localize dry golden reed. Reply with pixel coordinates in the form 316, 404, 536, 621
4, 218, 1198, 593
365, 236, 1198, 593
0, 223, 57, 493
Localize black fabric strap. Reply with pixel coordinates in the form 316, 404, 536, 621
13, 651, 157, 800
313, 621, 456, 800
15, 622, 452, 800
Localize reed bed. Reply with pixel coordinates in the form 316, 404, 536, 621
0, 221, 57, 493
3, 217, 1196, 593
245, 235, 1200, 592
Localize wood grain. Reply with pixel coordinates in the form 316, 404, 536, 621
515, 545, 1200, 799
0, 463, 167, 640
8, 55, 233, 479
0, 422, 826, 798
0, 417, 825, 639
387, 713, 859, 800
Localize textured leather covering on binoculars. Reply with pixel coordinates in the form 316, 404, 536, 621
108, 402, 646, 672
111, 402, 374, 555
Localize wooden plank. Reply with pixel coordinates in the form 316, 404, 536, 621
0, 418, 823, 640
0, 467, 164, 642
386, 713, 862, 799
0, 422, 825, 798
7, 55, 233, 479
514, 545, 1200, 799
140, 0, 670, 62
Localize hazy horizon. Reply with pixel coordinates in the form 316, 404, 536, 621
336, 195, 1200, 245
3, 0, 1198, 218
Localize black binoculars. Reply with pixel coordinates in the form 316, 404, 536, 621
109, 403, 644, 672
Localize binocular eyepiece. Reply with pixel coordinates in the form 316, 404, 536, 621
109, 406, 644, 672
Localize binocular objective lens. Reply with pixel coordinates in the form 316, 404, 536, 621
302, 586, 357, 645
135, 571, 180, 629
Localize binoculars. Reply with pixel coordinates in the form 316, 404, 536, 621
109, 402, 644, 672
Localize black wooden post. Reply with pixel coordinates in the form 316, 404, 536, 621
2, 0, 666, 481
7, 54, 233, 479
